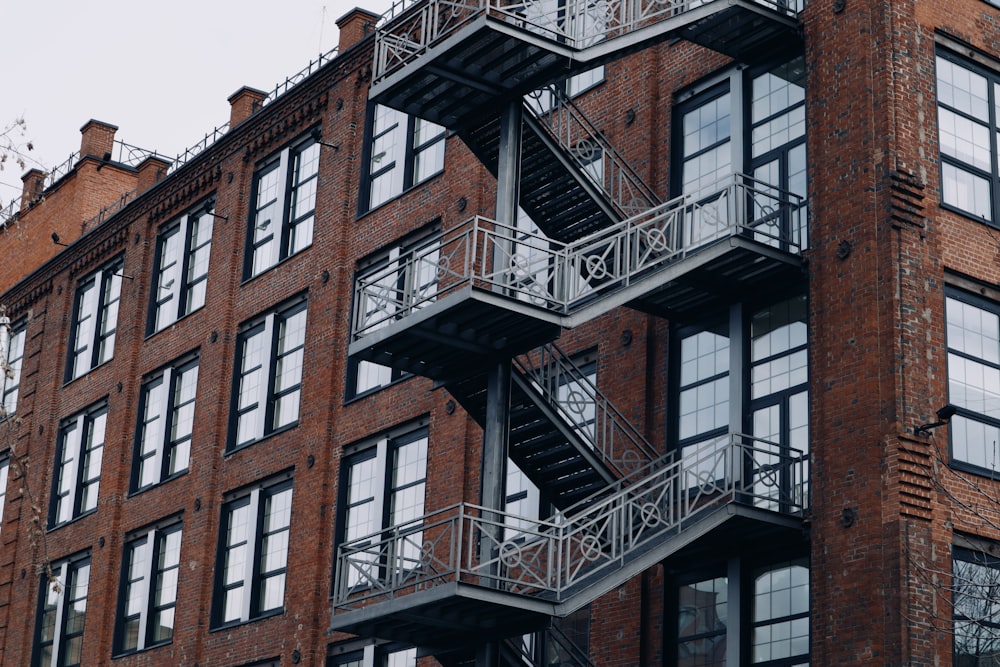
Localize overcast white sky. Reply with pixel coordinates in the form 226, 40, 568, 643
0, 0, 392, 204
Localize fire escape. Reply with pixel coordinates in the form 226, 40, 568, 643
332, 0, 807, 658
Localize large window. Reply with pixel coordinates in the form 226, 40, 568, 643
66, 257, 123, 381
230, 296, 307, 450
50, 402, 107, 527
132, 354, 199, 492
936, 49, 1000, 224
115, 520, 182, 655
675, 58, 807, 250
34, 553, 91, 667
328, 643, 416, 667
362, 104, 445, 211
674, 559, 809, 667
946, 288, 1000, 474
348, 229, 440, 398
672, 296, 809, 505
338, 423, 428, 587
1, 318, 25, 416
954, 544, 1000, 664
149, 201, 215, 333
213, 475, 293, 627
246, 134, 319, 278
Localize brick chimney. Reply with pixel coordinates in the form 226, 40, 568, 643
337, 8, 381, 52
20, 168, 46, 208
136, 154, 172, 193
229, 87, 268, 127
80, 120, 118, 160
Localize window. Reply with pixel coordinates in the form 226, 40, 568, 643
66, 257, 123, 381
348, 230, 440, 397
246, 134, 319, 278
230, 296, 307, 450
954, 544, 1000, 664
674, 58, 807, 251
115, 520, 182, 654
672, 296, 809, 504
50, 402, 107, 527
936, 50, 1000, 224
0, 457, 8, 538
132, 354, 199, 492
1, 318, 25, 416
337, 423, 428, 587
362, 104, 445, 211
674, 558, 810, 667
213, 476, 293, 627
328, 643, 416, 667
751, 561, 809, 665
945, 289, 1000, 474
149, 200, 215, 333
34, 553, 91, 667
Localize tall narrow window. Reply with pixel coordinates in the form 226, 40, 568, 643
954, 544, 1000, 664
677, 575, 728, 667
50, 402, 107, 527
149, 201, 214, 333
132, 354, 199, 491
213, 476, 293, 627
676, 320, 731, 480
751, 561, 809, 665
936, 50, 1000, 224
0, 457, 8, 540
338, 424, 428, 587
362, 105, 445, 211
2, 318, 25, 416
946, 288, 1000, 474
34, 553, 91, 667
231, 296, 307, 450
246, 135, 319, 278
115, 521, 182, 654
348, 230, 440, 398
66, 257, 123, 381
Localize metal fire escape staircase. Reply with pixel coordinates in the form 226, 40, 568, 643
332, 0, 807, 651
447, 342, 660, 510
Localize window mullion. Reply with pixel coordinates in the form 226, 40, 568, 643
48, 565, 66, 667
155, 368, 175, 484
136, 532, 155, 650
262, 314, 278, 437
276, 148, 292, 259
244, 488, 262, 621
68, 414, 86, 519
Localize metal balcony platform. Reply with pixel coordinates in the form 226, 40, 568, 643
348, 286, 561, 383
371, 0, 801, 128
622, 234, 807, 319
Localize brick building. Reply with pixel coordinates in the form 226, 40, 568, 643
0, 0, 999, 664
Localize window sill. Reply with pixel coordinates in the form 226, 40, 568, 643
240, 246, 313, 287
128, 469, 190, 498
225, 421, 300, 457
209, 607, 284, 633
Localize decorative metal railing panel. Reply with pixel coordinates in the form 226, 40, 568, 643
350, 174, 805, 341
332, 434, 808, 611
526, 85, 660, 218
373, 0, 801, 83
514, 342, 660, 477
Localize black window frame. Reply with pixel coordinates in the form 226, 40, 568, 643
243, 131, 320, 280
147, 199, 216, 334
333, 419, 429, 590
131, 352, 200, 493
228, 294, 308, 452
359, 103, 446, 214
113, 517, 183, 656
211, 473, 294, 629
49, 400, 108, 528
65, 256, 124, 382
953, 540, 1000, 665
1, 316, 26, 417
936, 46, 1000, 227
32, 551, 91, 667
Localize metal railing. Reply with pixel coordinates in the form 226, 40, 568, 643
332, 434, 808, 611
505, 625, 597, 666
526, 85, 660, 218
514, 342, 659, 476
350, 173, 805, 339
373, 0, 801, 82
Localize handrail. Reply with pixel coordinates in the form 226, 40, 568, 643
350, 173, 805, 340
526, 85, 660, 218
373, 0, 802, 82
514, 341, 659, 476
332, 434, 809, 611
